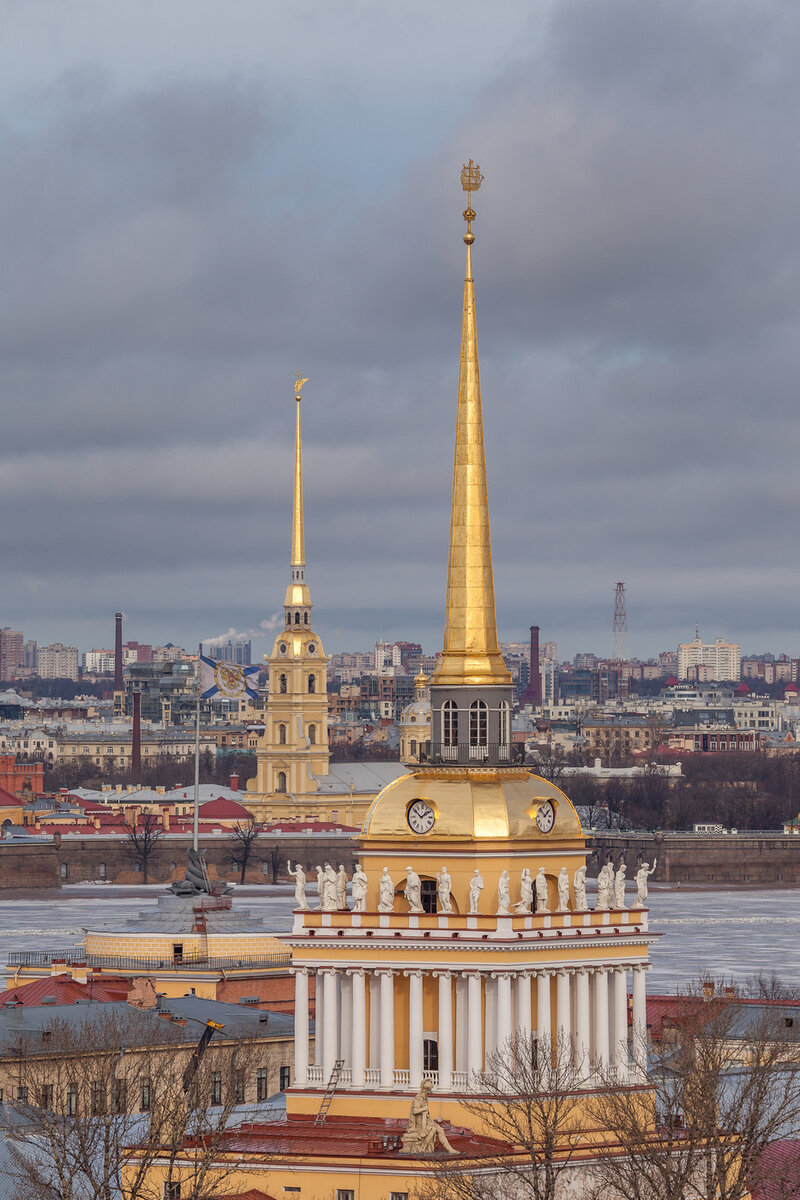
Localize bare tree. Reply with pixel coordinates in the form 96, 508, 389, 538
415, 1031, 588, 1200
123, 811, 164, 884
0, 1006, 261, 1200
226, 818, 264, 884
591, 983, 800, 1200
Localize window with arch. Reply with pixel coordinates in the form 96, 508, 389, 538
279, 674, 287, 694
279, 724, 287, 745
277, 771, 287, 793
499, 700, 511, 745
304, 613, 308, 624
469, 699, 488, 746
308, 674, 316, 694
308, 724, 316, 745
294, 612, 300, 624
442, 700, 458, 746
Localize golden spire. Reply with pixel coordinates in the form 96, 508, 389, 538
285, 372, 311, 610
431, 164, 512, 689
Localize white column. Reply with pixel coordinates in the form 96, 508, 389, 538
536, 970, 552, 1068
369, 971, 380, 1070
436, 972, 453, 1091
378, 970, 395, 1089
484, 975, 497, 1062
495, 972, 512, 1058
340, 972, 352, 1067
613, 966, 628, 1077
632, 965, 648, 1078
350, 969, 366, 1088
322, 968, 339, 1081
455, 975, 467, 1072
574, 968, 590, 1084
466, 972, 483, 1081
594, 967, 609, 1074
556, 969, 571, 1070
314, 969, 324, 1066
515, 972, 532, 1043
293, 968, 309, 1087
406, 969, 424, 1089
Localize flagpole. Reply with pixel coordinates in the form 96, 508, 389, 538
194, 643, 201, 853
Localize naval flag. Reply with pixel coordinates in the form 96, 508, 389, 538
199, 656, 260, 701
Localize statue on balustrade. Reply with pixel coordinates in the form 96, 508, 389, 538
634, 859, 657, 907
573, 864, 588, 912
401, 1079, 457, 1155
336, 864, 349, 910
468, 869, 484, 914
534, 866, 549, 913
595, 860, 614, 910
351, 863, 368, 912
287, 860, 309, 910
557, 866, 570, 912
614, 860, 627, 909
405, 866, 424, 914
437, 867, 453, 914
315, 865, 325, 908
515, 868, 533, 914
320, 862, 339, 912
497, 869, 511, 915
378, 867, 395, 913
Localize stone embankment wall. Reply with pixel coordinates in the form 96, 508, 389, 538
0, 833, 359, 889
587, 832, 800, 885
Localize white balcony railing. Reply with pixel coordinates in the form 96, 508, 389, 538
393, 1069, 411, 1088
365, 1068, 380, 1086
307, 1066, 323, 1084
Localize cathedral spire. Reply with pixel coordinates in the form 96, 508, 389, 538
432, 163, 512, 689
284, 374, 312, 615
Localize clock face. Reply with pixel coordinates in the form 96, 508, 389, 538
535, 801, 555, 833
407, 799, 436, 834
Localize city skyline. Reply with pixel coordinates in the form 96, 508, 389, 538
3, 3, 800, 662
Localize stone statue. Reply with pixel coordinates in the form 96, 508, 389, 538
378, 867, 395, 913
634, 859, 657, 907
336, 864, 348, 911
468, 869, 484, 915
534, 866, 549, 913
400, 1079, 457, 1155
287, 860, 309, 910
169, 847, 230, 896
614, 861, 627, 909
321, 862, 338, 912
497, 870, 511, 915
515, 868, 533, 914
351, 862, 368, 912
315, 865, 324, 908
405, 866, 424, 914
557, 866, 570, 912
573, 864, 588, 912
595, 860, 614, 910
436, 867, 453, 914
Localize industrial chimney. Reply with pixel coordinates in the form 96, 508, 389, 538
132, 691, 142, 775
113, 612, 125, 717
520, 624, 543, 708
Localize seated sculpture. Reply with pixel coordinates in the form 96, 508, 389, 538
401, 1079, 457, 1155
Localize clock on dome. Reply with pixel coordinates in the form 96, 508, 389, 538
535, 800, 556, 833
407, 799, 436, 834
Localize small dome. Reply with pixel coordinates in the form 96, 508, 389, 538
362, 770, 581, 842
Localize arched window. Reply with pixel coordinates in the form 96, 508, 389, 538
277, 771, 287, 793
308, 674, 316, 694
469, 699, 488, 747
286, 613, 291, 627
294, 612, 300, 625
442, 700, 458, 747
279, 674, 287, 694
279, 724, 287, 745
499, 700, 511, 746
304, 612, 308, 624
308, 724, 316, 745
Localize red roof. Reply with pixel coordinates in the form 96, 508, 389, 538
0, 785, 20, 807
198, 797, 252, 820
749, 1139, 800, 1200
785, 683, 799, 693
734, 681, 752, 695
0, 973, 128, 1007
213, 1192, 277, 1200
664, 675, 679, 687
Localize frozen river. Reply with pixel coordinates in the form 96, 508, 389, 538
0, 882, 798, 994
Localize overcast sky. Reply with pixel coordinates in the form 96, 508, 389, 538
2, 0, 800, 663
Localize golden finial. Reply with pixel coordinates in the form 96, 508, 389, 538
295, 369, 309, 398
460, 159, 483, 245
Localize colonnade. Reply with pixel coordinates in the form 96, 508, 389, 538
293, 962, 649, 1091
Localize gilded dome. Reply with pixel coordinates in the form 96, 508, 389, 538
361, 769, 582, 842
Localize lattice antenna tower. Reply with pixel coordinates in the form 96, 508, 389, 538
612, 581, 627, 664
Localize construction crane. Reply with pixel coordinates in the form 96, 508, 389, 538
181, 1019, 225, 1094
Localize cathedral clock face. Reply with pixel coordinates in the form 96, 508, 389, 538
535, 801, 555, 833
407, 799, 436, 834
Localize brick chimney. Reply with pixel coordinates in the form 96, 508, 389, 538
520, 625, 543, 707
161, 806, 170, 832
229, 773, 239, 792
